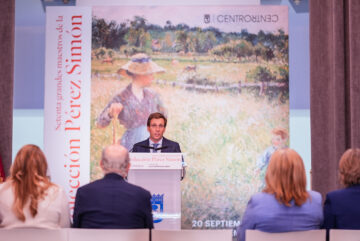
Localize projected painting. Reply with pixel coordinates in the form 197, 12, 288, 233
90, 5, 289, 230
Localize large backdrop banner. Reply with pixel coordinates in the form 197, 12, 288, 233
44, 7, 92, 213
45, 5, 288, 229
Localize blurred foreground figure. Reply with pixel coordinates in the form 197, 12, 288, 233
73, 144, 153, 229
0, 144, 70, 229
323, 148, 360, 230
237, 148, 323, 241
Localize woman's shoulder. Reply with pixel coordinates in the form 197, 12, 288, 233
250, 192, 277, 205
43, 184, 68, 204
46, 183, 65, 196
251, 191, 273, 199
251, 191, 322, 207
307, 190, 322, 204
308, 190, 321, 198
0, 181, 12, 193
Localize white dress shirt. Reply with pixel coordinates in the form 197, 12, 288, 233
149, 138, 163, 153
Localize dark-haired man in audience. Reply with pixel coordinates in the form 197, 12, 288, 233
73, 144, 153, 229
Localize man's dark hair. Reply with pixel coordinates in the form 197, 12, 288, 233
147, 112, 167, 127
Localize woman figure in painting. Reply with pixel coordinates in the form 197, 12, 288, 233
323, 148, 360, 230
0, 144, 70, 228
237, 148, 323, 241
96, 53, 166, 151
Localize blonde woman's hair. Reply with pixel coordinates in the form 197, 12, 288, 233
10, 144, 53, 221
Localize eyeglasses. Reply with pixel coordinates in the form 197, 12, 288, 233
150, 124, 165, 129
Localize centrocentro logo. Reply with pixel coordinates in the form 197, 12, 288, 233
204, 14, 210, 24
151, 194, 164, 223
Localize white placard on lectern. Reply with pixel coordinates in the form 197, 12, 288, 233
128, 153, 182, 230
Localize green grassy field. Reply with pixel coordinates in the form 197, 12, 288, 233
91, 57, 289, 229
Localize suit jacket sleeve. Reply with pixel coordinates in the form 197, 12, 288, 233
237, 196, 257, 241
175, 142, 181, 153
163, 138, 181, 153
144, 191, 154, 229
131, 144, 139, 153
132, 140, 150, 153
72, 187, 83, 228
323, 194, 336, 229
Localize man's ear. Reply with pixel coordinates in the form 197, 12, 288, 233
147, 125, 150, 133
125, 162, 131, 177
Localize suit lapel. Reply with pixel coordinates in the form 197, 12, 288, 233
146, 138, 151, 153
162, 137, 169, 153
146, 137, 170, 152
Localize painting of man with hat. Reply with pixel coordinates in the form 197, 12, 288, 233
96, 53, 166, 151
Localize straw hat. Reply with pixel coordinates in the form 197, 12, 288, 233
119, 53, 165, 75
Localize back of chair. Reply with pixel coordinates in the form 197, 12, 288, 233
330, 229, 360, 241
68, 228, 149, 241
246, 230, 326, 241
0, 228, 68, 241
152, 229, 233, 241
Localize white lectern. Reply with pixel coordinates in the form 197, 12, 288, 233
128, 153, 183, 230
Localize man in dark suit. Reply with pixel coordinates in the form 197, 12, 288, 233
72, 144, 153, 229
132, 112, 181, 153
323, 148, 360, 231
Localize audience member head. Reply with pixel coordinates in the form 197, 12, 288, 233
101, 144, 130, 177
339, 148, 360, 187
10, 144, 53, 221
264, 148, 309, 206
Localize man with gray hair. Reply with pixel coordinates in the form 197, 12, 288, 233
73, 144, 153, 229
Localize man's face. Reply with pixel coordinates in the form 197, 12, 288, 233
147, 118, 166, 143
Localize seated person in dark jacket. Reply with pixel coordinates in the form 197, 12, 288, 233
132, 112, 181, 153
73, 144, 153, 229
323, 148, 360, 230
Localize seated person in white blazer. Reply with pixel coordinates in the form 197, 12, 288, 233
0, 144, 70, 229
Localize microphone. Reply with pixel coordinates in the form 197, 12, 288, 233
138, 145, 168, 151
